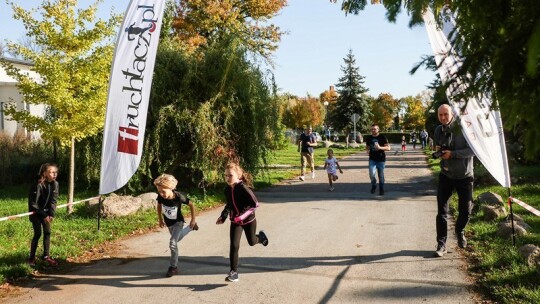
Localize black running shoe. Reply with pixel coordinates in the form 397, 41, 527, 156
370, 185, 376, 194
225, 270, 239, 282
434, 244, 447, 257
166, 266, 178, 277
258, 230, 269, 246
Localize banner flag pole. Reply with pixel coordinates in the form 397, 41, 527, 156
99, 0, 167, 195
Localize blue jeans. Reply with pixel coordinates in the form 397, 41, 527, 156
368, 160, 385, 189
168, 221, 193, 267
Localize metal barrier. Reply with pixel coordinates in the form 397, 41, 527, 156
0, 196, 100, 222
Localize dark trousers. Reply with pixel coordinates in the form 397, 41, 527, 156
229, 219, 259, 272
436, 174, 474, 246
29, 214, 51, 259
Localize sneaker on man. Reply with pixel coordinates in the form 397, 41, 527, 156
329, 187, 334, 192
258, 230, 269, 246
370, 185, 377, 194
456, 231, 467, 248
434, 244, 447, 257
311, 172, 315, 179
225, 270, 239, 282
379, 189, 385, 195
299, 175, 305, 181
166, 266, 178, 277
43, 256, 58, 266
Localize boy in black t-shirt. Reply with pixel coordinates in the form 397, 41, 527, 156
154, 174, 199, 277
364, 124, 391, 195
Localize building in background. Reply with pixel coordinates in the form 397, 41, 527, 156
0, 56, 44, 139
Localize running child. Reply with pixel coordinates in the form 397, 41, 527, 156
154, 174, 198, 277
323, 149, 343, 191
28, 163, 60, 267
401, 135, 407, 152
216, 162, 269, 282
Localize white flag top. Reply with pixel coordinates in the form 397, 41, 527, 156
423, 9, 511, 187
100, 0, 167, 194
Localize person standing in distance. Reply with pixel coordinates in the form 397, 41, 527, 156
433, 104, 475, 257
298, 126, 317, 180
365, 124, 390, 195
28, 163, 60, 267
420, 129, 429, 150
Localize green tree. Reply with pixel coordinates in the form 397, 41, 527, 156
0, 0, 121, 209
125, 36, 285, 190
401, 95, 427, 131
337, 0, 540, 158
370, 93, 399, 130
328, 49, 370, 133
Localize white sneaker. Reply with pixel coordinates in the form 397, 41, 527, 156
299, 176, 305, 181
311, 172, 315, 179
329, 187, 334, 192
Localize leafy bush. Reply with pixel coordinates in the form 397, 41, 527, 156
0, 132, 56, 187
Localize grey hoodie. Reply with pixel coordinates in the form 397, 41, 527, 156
434, 118, 475, 179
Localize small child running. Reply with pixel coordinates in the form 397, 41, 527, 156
216, 162, 269, 282
401, 135, 407, 152
323, 149, 343, 191
154, 174, 198, 277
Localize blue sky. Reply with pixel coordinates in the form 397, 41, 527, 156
0, 0, 435, 99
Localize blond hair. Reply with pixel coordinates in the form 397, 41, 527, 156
225, 162, 253, 188
153, 174, 178, 190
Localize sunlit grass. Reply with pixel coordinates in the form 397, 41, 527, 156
425, 149, 540, 303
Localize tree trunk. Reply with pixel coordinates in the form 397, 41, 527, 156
67, 136, 75, 214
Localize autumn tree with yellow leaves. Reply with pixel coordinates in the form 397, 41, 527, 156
369, 93, 400, 130
0, 0, 121, 210
172, 0, 286, 60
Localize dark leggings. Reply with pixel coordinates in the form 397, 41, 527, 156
29, 214, 51, 259
229, 219, 260, 272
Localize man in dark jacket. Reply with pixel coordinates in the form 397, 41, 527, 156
433, 104, 475, 257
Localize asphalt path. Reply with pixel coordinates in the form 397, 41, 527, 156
5, 145, 477, 304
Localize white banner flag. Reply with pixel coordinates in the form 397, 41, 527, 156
423, 9, 511, 187
99, 0, 167, 194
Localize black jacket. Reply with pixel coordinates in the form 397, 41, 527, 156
220, 181, 258, 225
28, 180, 59, 218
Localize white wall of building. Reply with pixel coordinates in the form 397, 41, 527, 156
0, 57, 44, 139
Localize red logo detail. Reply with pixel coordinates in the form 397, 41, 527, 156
117, 127, 139, 155
149, 22, 157, 32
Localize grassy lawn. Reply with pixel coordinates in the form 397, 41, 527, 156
427, 152, 540, 303
0, 143, 361, 286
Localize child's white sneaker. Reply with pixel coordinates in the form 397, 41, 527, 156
311, 172, 315, 179
299, 175, 305, 181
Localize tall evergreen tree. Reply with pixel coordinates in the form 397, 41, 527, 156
329, 49, 370, 132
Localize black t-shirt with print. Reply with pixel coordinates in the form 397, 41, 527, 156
300, 133, 315, 153
365, 134, 389, 162
157, 190, 190, 227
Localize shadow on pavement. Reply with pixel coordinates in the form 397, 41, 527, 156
26, 249, 467, 293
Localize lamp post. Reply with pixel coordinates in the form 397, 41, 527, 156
323, 101, 329, 140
